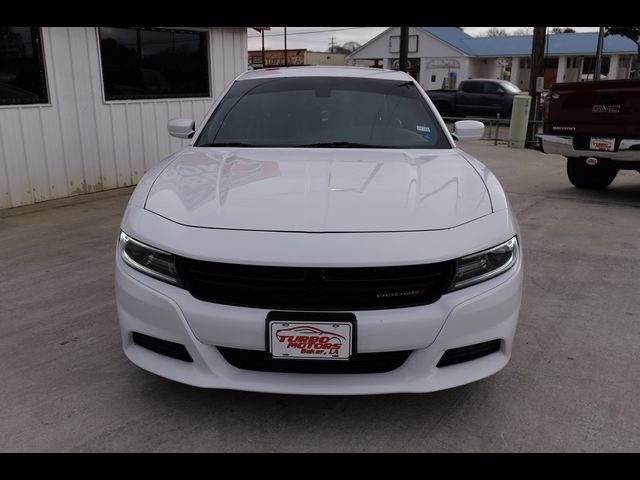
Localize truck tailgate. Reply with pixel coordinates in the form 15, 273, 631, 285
546, 79, 640, 137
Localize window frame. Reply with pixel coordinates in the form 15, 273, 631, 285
0, 26, 50, 108
95, 26, 213, 104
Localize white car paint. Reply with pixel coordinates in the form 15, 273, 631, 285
144, 147, 493, 232
115, 66, 523, 395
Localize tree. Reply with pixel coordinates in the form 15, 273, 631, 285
327, 42, 361, 55
605, 27, 640, 78
550, 27, 576, 33
486, 27, 508, 37
342, 41, 361, 53
512, 27, 533, 35
330, 45, 351, 55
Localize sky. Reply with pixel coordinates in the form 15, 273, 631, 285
247, 27, 600, 52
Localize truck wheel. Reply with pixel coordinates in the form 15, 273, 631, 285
435, 102, 452, 117
566, 157, 618, 190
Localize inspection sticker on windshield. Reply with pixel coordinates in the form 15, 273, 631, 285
269, 321, 352, 360
589, 137, 615, 152
416, 125, 432, 140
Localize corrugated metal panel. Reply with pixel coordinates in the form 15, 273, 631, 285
0, 26, 248, 209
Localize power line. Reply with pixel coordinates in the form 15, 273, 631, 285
247, 27, 368, 38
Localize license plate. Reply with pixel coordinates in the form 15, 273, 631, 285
589, 137, 615, 152
268, 320, 353, 361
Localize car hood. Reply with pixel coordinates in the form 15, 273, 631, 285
144, 147, 492, 232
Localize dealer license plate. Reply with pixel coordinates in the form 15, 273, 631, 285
268, 321, 353, 361
589, 137, 615, 152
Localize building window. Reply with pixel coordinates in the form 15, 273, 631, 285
0, 27, 48, 105
389, 35, 419, 53
98, 27, 210, 101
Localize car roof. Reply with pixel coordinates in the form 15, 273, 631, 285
238, 66, 413, 81
461, 78, 508, 82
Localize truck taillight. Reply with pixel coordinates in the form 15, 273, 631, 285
543, 94, 551, 121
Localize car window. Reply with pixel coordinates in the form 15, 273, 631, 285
460, 82, 482, 93
499, 81, 521, 93
195, 76, 451, 149
483, 82, 503, 94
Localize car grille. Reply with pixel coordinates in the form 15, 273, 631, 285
176, 258, 455, 310
217, 347, 412, 374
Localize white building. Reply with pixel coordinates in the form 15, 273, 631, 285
347, 27, 638, 91
0, 27, 248, 209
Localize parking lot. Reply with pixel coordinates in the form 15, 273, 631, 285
1, 140, 639, 452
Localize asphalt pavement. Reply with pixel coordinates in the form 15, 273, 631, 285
1, 140, 638, 452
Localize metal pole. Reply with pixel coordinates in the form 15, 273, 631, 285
495, 113, 500, 145
261, 29, 265, 68
526, 27, 547, 147
399, 27, 409, 72
594, 27, 605, 80
284, 27, 288, 67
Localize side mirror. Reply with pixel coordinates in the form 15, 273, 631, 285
453, 120, 484, 141
497, 89, 505, 95
168, 118, 195, 139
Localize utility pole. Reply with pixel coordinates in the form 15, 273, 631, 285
526, 26, 546, 148
284, 27, 288, 67
399, 27, 409, 72
261, 29, 265, 68
594, 27, 605, 80
329, 36, 336, 53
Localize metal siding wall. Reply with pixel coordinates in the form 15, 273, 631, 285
0, 26, 247, 209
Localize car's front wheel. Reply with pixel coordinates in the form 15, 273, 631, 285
566, 157, 618, 190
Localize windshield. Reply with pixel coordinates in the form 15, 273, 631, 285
195, 76, 451, 149
499, 81, 521, 93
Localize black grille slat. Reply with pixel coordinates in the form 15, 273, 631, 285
323, 265, 444, 283
218, 347, 412, 374
176, 258, 455, 310
436, 340, 501, 368
132, 332, 193, 362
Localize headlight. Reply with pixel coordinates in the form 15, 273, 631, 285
119, 232, 182, 286
448, 236, 519, 291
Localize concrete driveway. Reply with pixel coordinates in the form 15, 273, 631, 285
1, 141, 639, 452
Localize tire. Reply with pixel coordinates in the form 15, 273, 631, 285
435, 102, 453, 117
566, 157, 619, 190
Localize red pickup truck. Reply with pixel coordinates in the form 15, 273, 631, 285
537, 79, 640, 189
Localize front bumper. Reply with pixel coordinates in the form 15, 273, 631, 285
537, 134, 640, 162
115, 246, 523, 395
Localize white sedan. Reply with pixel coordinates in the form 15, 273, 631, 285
115, 66, 522, 395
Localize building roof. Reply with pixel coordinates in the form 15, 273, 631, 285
421, 27, 478, 55
350, 27, 639, 59
467, 31, 638, 57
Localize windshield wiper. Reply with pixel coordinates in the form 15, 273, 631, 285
294, 142, 392, 148
198, 142, 267, 147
